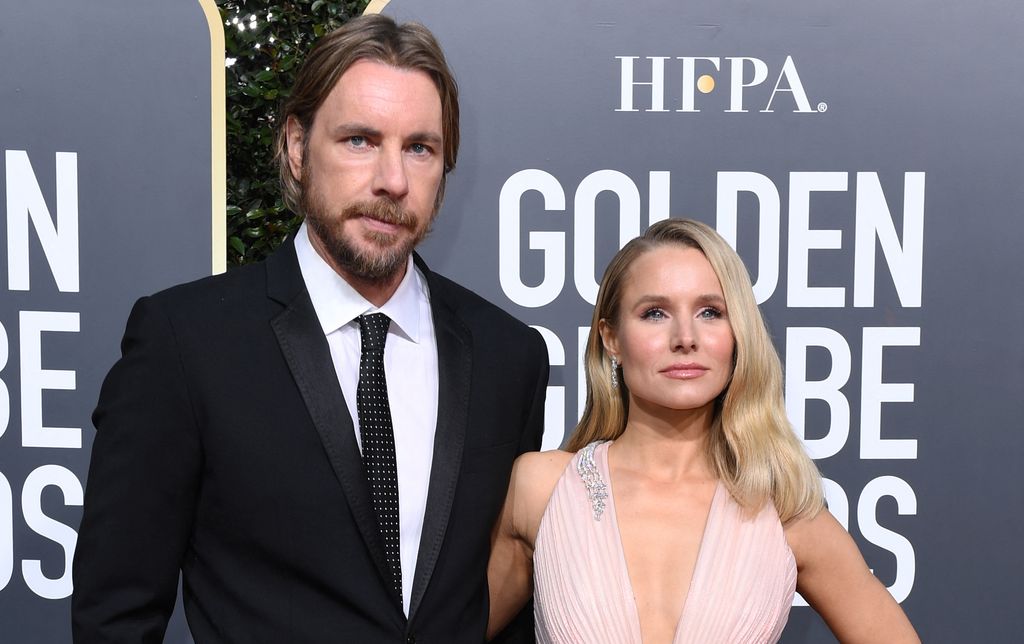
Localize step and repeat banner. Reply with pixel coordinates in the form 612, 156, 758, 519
0, 1, 222, 641
387, 0, 1023, 641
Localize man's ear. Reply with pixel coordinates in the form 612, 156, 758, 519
598, 319, 619, 361
285, 115, 305, 181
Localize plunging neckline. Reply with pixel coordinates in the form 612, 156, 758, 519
600, 441, 723, 644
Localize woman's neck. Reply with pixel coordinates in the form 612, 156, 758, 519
612, 401, 717, 482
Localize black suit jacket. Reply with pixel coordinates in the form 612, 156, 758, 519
72, 240, 549, 643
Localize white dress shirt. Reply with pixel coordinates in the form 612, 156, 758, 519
295, 221, 438, 613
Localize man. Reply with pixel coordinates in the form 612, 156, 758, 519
72, 15, 548, 643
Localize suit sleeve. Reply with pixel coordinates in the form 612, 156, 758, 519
517, 327, 549, 455
72, 296, 202, 643
491, 327, 547, 644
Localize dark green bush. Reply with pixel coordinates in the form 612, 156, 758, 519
217, 1, 368, 266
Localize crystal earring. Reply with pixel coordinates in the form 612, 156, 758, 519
610, 356, 619, 389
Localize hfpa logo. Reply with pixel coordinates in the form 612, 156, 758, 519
615, 56, 827, 114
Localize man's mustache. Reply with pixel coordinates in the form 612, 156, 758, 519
340, 199, 415, 229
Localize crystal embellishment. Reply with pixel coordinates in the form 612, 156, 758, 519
577, 441, 609, 521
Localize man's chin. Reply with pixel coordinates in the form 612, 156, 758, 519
332, 241, 412, 282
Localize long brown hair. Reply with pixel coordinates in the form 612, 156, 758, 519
567, 219, 823, 523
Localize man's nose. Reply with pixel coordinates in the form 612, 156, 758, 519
372, 146, 409, 200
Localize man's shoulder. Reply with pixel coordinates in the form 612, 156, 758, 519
148, 260, 266, 309
147, 236, 298, 313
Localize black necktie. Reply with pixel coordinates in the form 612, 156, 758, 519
356, 313, 402, 604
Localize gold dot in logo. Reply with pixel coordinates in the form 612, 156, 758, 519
697, 74, 715, 94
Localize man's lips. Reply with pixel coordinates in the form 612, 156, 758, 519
357, 214, 403, 233
660, 363, 709, 379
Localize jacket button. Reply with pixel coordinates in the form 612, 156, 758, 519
406, 636, 416, 644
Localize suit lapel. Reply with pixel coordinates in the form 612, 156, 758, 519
265, 241, 396, 600
408, 261, 473, 621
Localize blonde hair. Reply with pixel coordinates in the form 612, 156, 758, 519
566, 219, 823, 523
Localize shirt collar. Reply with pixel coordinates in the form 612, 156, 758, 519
294, 220, 428, 342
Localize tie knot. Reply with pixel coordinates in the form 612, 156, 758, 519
358, 313, 391, 353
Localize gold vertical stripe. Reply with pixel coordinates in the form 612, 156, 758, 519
199, 0, 227, 274
364, 0, 392, 15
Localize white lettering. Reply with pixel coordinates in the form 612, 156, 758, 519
21, 465, 82, 599
0, 472, 11, 590
531, 325, 566, 451
19, 311, 81, 449
763, 55, 814, 113
716, 171, 781, 304
574, 170, 641, 305
616, 56, 668, 112
785, 327, 852, 459
5, 151, 80, 292
648, 171, 672, 225
725, 57, 768, 113
0, 321, 8, 439
860, 327, 919, 459
498, 170, 566, 308
858, 476, 917, 602
578, 326, 589, 422
854, 172, 925, 307
787, 172, 848, 307
679, 57, 720, 112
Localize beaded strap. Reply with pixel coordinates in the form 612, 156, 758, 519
576, 441, 609, 521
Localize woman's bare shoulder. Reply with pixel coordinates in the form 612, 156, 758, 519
512, 449, 574, 495
509, 449, 575, 543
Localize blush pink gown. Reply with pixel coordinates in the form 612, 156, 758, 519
533, 441, 796, 643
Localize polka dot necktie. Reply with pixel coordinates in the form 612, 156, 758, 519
356, 313, 402, 604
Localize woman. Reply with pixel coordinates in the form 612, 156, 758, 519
488, 219, 919, 643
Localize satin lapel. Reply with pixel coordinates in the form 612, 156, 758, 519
266, 243, 395, 597
408, 272, 472, 621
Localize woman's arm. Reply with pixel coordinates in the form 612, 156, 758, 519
786, 509, 920, 643
487, 450, 572, 640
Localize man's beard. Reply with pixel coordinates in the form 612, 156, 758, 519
300, 175, 435, 283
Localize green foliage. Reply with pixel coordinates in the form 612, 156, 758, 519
217, 0, 369, 266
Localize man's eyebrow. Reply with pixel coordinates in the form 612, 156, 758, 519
329, 122, 382, 139
327, 123, 442, 146
408, 131, 443, 145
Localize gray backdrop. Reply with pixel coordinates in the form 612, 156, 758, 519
0, 1, 217, 641
385, 0, 1024, 641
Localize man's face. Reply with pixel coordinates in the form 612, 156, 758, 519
287, 59, 445, 283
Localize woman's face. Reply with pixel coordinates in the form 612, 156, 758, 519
601, 245, 736, 416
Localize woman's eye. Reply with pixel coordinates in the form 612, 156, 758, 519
699, 307, 723, 320
640, 308, 666, 320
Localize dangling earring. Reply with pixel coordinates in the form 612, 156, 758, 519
610, 356, 619, 389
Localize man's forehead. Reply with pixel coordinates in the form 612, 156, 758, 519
312, 59, 441, 124
332, 59, 439, 100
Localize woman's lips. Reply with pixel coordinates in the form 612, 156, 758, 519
660, 363, 709, 379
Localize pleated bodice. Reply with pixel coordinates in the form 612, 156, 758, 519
533, 441, 796, 643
